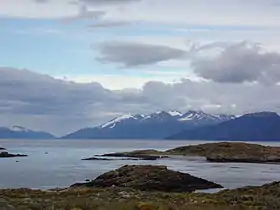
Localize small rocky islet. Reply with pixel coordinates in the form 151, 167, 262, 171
72, 165, 222, 192
0, 151, 27, 158
0, 146, 27, 158
91, 142, 280, 164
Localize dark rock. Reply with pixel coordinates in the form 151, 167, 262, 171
0, 147, 6, 150
82, 157, 115, 161
72, 165, 222, 192
99, 149, 168, 160
206, 155, 280, 163
0, 152, 27, 158
167, 142, 280, 164
82, 156, 152, 161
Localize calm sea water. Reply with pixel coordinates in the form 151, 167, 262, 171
1, 139, 280, 190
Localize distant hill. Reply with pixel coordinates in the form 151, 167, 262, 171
168, 112, 280, 141
62, 111, 235, 139
0, 126, 55, 139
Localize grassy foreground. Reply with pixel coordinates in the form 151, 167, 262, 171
1, 181, 280, 210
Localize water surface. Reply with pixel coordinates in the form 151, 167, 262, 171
0, 139, 280, 190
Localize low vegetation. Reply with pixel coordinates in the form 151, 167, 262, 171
1, 181, 280, 210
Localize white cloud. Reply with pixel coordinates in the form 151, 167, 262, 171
1, 0, 280, 27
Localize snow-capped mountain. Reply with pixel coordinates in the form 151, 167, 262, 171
0, 126, 55, 139
168, 112, 280, 141
179, 111, 234, 123
8, 126, 31, 132
63, 111, 235, 139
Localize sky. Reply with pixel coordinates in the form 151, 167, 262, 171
1, 0, 280, 136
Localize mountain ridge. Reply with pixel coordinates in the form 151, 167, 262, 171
168, 111, 280, 141
0, 126, 55, 139
62, 110, 235, 139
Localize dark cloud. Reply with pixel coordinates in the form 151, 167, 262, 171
192, 42, 280, 85
0, 68, 114, 134
0, 67, 280, 135
97, 42, 186, 67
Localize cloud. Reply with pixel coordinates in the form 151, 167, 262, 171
140, 79, 280, 115
1, 67, 280, 135
0, 67, 115, 134
60, 5, 106, 21
77, 0, 140, 5
191, 42, 280, 84
34, 0, 48, 3
97, 42, 186, 67
0, 0, 279, 28
88, 20, 130, 28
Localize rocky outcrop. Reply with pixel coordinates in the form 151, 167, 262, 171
72, 165, 222, 192
82, 157, 141, 161
168, 142, 280, 164
100, 142, 280, 164
0, 152, 27, 158
0, 147, 6, 150
98, 149, 168, 160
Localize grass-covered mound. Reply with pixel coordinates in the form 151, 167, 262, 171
72, 165, 222, 192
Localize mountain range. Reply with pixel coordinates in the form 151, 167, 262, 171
168, 112, 280, 141
62, 111, 235, 139
1, 111, 280, 141
0, 126, 55, 139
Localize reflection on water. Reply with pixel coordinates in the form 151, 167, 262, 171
0, 139, 280, 189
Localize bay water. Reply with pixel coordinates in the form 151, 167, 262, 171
1, 139, 280, 190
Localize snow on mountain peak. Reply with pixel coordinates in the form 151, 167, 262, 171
9, 126, 30, 132
100, 114, 135, 128
167, 111, 182, 117
179, 110, 215, 121
99, 110, 235, 129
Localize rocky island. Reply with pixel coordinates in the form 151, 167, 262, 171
92, 149, 168, 161
72, 165, 222, 192
95, 142, 280, 164
0, 151, 27, 158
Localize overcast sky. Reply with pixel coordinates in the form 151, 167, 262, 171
1, 0, 280, 135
